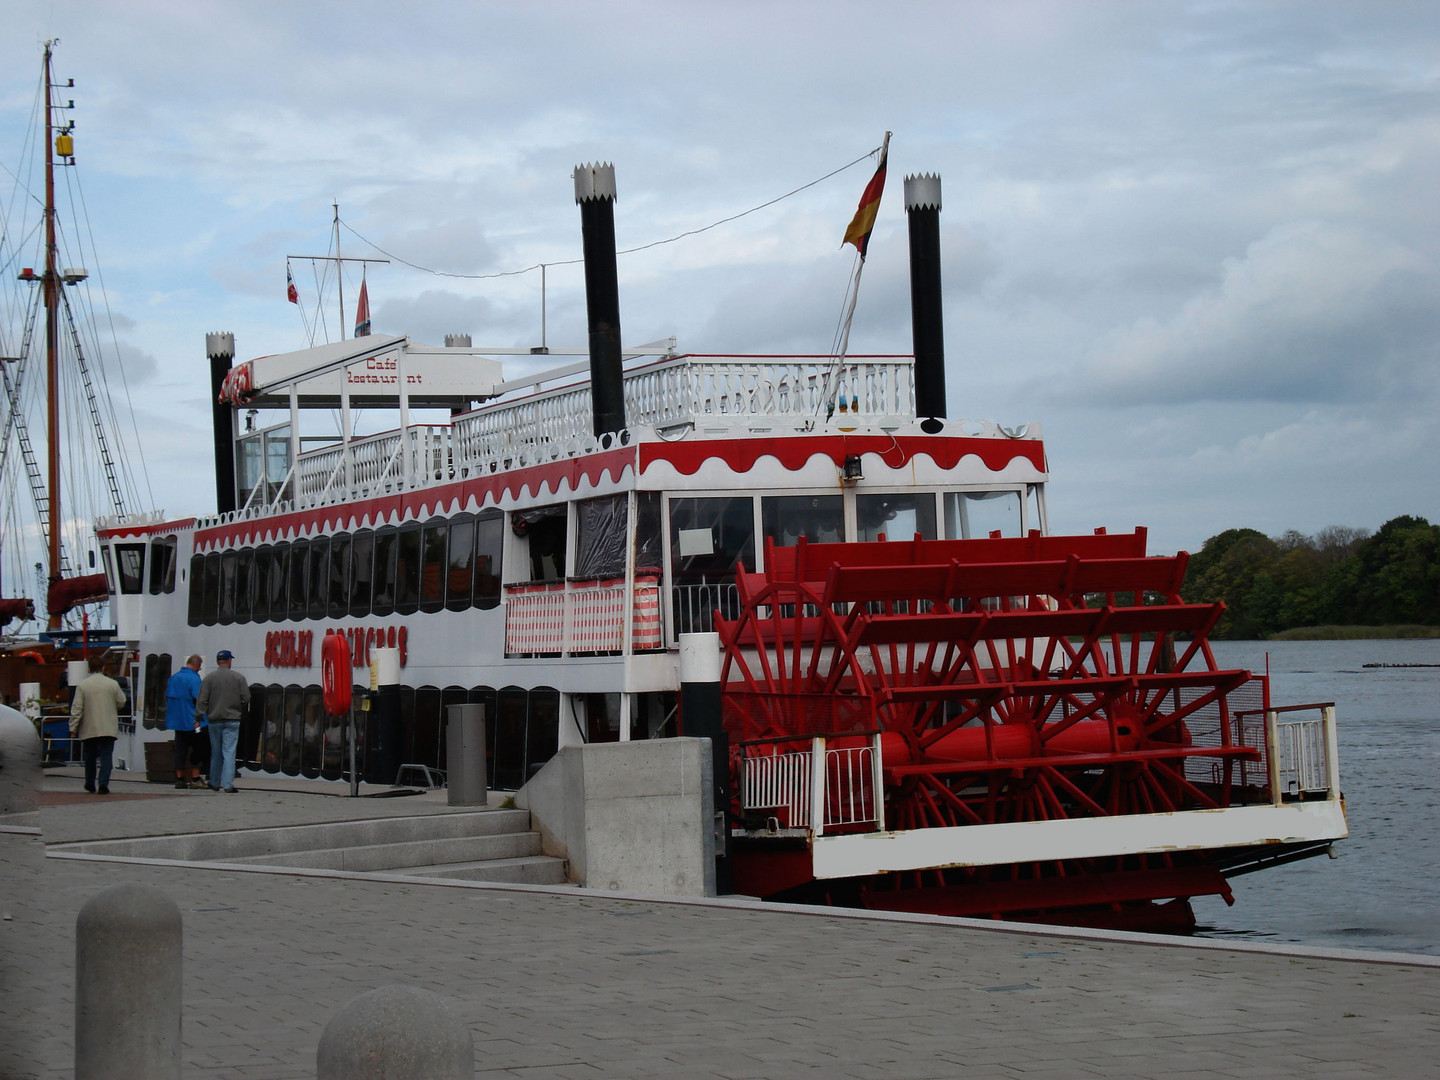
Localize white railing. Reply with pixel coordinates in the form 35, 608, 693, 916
739, 735, 884, 836
1271, 708, 1337, 797
294, 425, 452, 509
503, 575, 662, 656
670, 581, 741, 639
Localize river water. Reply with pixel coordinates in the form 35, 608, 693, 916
1188, 638, 1440, 956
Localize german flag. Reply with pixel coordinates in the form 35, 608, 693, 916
842, 144, 889, 258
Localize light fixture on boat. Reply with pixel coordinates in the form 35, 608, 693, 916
842, 454, 863, 483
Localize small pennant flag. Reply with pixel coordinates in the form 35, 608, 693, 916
286, 266, 298, 304
842, 143, 889, 259
354, 277, 371, 337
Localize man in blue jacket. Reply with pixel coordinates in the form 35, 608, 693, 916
164, 655, 206, 789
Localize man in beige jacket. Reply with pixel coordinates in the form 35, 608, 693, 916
69, 655, 126, 795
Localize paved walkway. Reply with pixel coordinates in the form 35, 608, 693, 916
5, 767, 1439, 1078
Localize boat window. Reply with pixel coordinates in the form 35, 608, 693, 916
234, 549, 254, 624
445, 515, 475, 612
581, 692, 622, 743
944, 490, 1023, 540
633, 691, 678, 741
526, 688, 560, 779
240, 684, 264, 769
393, 524, 421, 616
419, 518, 449, 613
142, 653, 171, 728
468, 687, 499, 787
372, 527, 398, 617
635, 491, 662, 573
281, 685, 305, 775
250, 546, 271, 626
1026, 484, 1045, 536
350, 530, 375, 618
236, 434, 264, 510
512, 505, 566, 582
288, 539, 309, 621
268, 542, 290, 622
493, 687, 528, 790
260, 685, 284, 773
101, 544, 117, 595
761, 495, 843, 548
856, 493, 938, 543
668, 496, 755, 635
187, 553, 205, 626
411, 686, 445, 771
328, 533, 351, 620
473, 512, 503, 610
218, 550, 238, 624
321, 689, 348, 781
575, 495, 627, 580
307, 536, 330, 620
301, 685, 324, 779
147, 537, 177, 595
115, 543, 146, 595
202, 551, 221, 625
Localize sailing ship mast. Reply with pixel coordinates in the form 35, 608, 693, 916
43, 41, 63, 629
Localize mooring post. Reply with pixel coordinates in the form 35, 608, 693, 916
75, 882, 182, 1080
317, 985, 474, 1079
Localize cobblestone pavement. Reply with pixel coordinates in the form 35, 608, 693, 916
5, 769, 1439, 1079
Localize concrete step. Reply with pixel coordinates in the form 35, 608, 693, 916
224, 829, 544, 872
59, 809, 533, 862
401, 854, 571, 886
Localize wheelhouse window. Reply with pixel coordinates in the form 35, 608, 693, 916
202, 551, 221, 625
114, 543, 146, 595
856, 493, 938, 543
574, 495, 626, 580
234, 549, 254, 624
761, 495, 843, 548
944, 490, 1023, 539
147, 537, 177, 594
251, 546, 271, 625
218, 550, 238, 625
187, 553, 204, 626
512, 505, 567, 582
668, 496, 755, 635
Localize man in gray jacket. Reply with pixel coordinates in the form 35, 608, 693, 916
196, 649, 250, 793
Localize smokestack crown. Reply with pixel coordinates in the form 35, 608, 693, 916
206, 331, 235, 362
574, 163, 617, 204
904, 174, 942, 212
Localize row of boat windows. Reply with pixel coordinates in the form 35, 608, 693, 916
141, 654, 675, 789
185, 512, 505, 626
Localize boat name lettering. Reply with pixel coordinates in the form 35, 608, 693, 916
265, 625, 408, 669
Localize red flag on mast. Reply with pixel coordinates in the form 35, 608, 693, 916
286, 265, 298, 304
354, 278, 371, 337
842, 142, 889, 259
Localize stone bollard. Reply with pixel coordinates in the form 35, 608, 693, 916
75, 883, 183, 1080
317, 985, 474, 1079
0, 701, 42, 817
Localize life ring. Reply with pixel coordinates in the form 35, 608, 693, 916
321, 632, 353, 716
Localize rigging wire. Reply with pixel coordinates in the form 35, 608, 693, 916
336, 147, 882, 281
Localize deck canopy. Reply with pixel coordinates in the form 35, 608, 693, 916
220, 334, 505, 410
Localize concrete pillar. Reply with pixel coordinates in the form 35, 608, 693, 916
75, 883, 182, 1080
317, 985, 473, 1079
0, 701, 42, 816
446, 703, 487, 807
679, 632, 730, 893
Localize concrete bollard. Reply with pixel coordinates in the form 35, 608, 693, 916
75, 883, 183, 1080
0, 701, 42, 817
317, 985, 474, 1079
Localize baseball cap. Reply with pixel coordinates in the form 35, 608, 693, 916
216, 650, 235, 661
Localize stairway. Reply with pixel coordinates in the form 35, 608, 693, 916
52, 808, 569, 886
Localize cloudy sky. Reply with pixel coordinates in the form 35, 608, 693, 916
1, 0, 1436, 558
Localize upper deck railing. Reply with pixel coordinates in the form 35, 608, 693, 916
187, 353, 1030, 530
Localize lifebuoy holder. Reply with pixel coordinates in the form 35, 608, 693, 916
321, 631, 353, 716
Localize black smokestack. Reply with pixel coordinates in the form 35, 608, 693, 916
574, 163, 626, 438
905, 174, 946, 421
206, 331, 237, 514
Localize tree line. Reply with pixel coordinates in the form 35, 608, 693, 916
1180, 516, 1440, 639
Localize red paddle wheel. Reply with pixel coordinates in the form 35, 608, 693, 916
716, 528, 1278, 930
